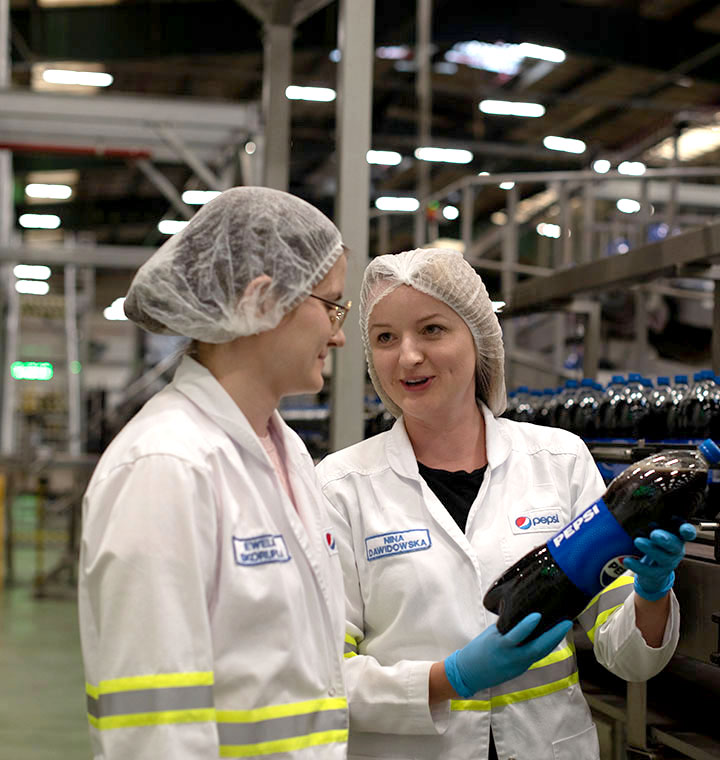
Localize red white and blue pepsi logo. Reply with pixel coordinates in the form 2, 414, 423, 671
515, 516, 532, 530
324, 530, 337, 554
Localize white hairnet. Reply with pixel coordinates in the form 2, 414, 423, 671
124, 186, 344, 342
360, 248, 507, 418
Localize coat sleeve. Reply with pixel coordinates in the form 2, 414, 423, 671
319, 477, 448, 737
79, 454, 220, 759
567, 438, 680, 680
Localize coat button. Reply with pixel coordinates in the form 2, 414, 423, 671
328, 687, 336, 697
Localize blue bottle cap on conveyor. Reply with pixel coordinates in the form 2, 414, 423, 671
674, 375, 688, 384
611, 375, 625, 384
657, 376, 670, 386
699, 439, 720, 465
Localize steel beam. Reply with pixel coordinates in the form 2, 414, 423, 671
0, 244, 152, 269
134, 159, 194, 220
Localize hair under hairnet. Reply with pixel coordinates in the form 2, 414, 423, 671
124, 186, 344, 342
360, 248, 507, 417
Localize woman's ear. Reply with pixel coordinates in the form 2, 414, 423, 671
241, 274, 273, 315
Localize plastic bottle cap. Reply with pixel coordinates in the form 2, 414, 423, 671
657, 376, 670, 386
518, 386, 529, 392
675, 375, 688, 384
699, 439, 720, 465
628, 373, 642, 381
611, 375, 625, 383
566, 379, 578, 388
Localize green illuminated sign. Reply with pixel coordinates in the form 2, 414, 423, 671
11, 361, 54, 381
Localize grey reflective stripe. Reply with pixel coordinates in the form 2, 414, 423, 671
577, 581, 634, 631
492, 652, 577, 699
87, 685, 214, 719
217, 707, 347, 747
344, 641, 357, 655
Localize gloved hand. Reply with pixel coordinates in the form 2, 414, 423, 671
444, 613, 572, 699
622, 522, 697, 602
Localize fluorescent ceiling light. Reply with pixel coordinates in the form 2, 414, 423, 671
16, 280, 50, 295
42, 69, 113, 87
285, 86, 336, 102
645, 125, 720, 162
442, 205, 459, 220
329, 49, 341, 62
479, 100, 545, 117
433, 62, 457, 75
478, 171, 490, 176
517, 42, 566, 63
492, 301, 506, 312
376, 45, 411, 60
375, 197, 419, 212
415, 147, 473, 164
103, 297, 128, 321
14, 264, 51, 280
182, 190, 221, 205
499, 181, 516, 190
617, 160, 646, 176
367, 150, 402, 166
543, 135, 586, 154
491, 211, 507, 226
19, 213, 61, 229
158, 219, 190, 235
593, 159, 611, 174
10, 361, 54, 381
617, 198, 641, 214
537, 222, 561, 238
25, 183, 72, 200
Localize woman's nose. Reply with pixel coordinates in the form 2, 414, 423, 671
398, 337, 423, 365
329, 327, 346, 348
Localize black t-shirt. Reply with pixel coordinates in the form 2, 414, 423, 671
417, 461, 487, 531
416, 460, 498, 760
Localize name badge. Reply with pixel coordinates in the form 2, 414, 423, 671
510, 510, 562, 535
233, 534, 291, 566
365, 529, 431, 561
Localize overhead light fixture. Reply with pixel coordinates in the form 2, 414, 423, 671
11, 361, 54, 381
415, 147, 473, 164
479, 100, 545, 117
442, 205, 459, 220
376, 45, 412, 60
543, 135, 586, 154
329, 49, 341, 63
491, 301, 506, 312
244, 141, 257, 155
182, 190, 221, 205
491, 211, 507, 226
592, 159, 611, 174
25, 183, 72, 200
617, 160, 646, 176
14, 264, 51, 280
103, 297, 128, 321
517, 42, 566, 63
499, 181, 515, 190
367, 150, 402, 166
19, 213, 61, 229
158, 219, 190, 235
617, 198, 641, 214
646, 125, 720, 162
42, 69, 113, 87
537, 222, 561, 238
375, 197, 420, 212
285, 86, 336, 102
15, 280, 50, 295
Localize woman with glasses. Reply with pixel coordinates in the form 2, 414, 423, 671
79, 187, 352, 760
316, 248, 692, 760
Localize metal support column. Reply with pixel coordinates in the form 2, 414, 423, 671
462, 184, 473, 255
582, 182, 594, 263
626, 681, 649, 752
559, 181, 573, 267
262, 4, 293, 191
713, 280, 720, 376
502, 185, 518, 386
64, 265, 82, 456
413, 0, 432, 248
329, 0, 375, 452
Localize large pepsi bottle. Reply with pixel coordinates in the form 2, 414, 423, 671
483, 439, 720, 637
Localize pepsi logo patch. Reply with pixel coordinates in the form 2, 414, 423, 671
510, 510, 562, 535
599, 555, 637, 587
324, 529, 338, 555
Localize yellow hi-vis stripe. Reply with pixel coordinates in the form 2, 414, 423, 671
216, 697, 347, 723
450, 671, 580, 712
88, 708, 216, 731
86, 671, 214, 699
529, 639, 575, 669
220, 729, 349, 758
583, 574, 635, 642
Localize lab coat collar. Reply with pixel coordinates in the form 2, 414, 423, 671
171, 355, 280, 467
385, 400, 513, 477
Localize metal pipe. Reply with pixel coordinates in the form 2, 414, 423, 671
414, 0, 432, 248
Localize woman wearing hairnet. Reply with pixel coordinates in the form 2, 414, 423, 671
316, 248, 692, 760
79, 187, 351, 760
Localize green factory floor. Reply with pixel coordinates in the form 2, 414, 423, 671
0, 548, 92, 759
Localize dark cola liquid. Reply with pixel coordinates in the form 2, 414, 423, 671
484, 449, 709, 637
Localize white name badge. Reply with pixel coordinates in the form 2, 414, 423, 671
365, 529, 431, 561
233, 534, 291, 566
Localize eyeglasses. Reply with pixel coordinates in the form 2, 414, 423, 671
309, 294, 352, 334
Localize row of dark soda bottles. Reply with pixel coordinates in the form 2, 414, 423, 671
504, 370, 720, 440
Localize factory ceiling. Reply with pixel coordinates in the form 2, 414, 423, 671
6, 0, 720, 265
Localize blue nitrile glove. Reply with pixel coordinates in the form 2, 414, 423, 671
623, 523, 697, 602
444, 613, 573, 698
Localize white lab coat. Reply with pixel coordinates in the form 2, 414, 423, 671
316, 404, 679, 760
79, 356, 348, 760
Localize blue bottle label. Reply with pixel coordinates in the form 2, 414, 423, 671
546, 498, 637, 597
